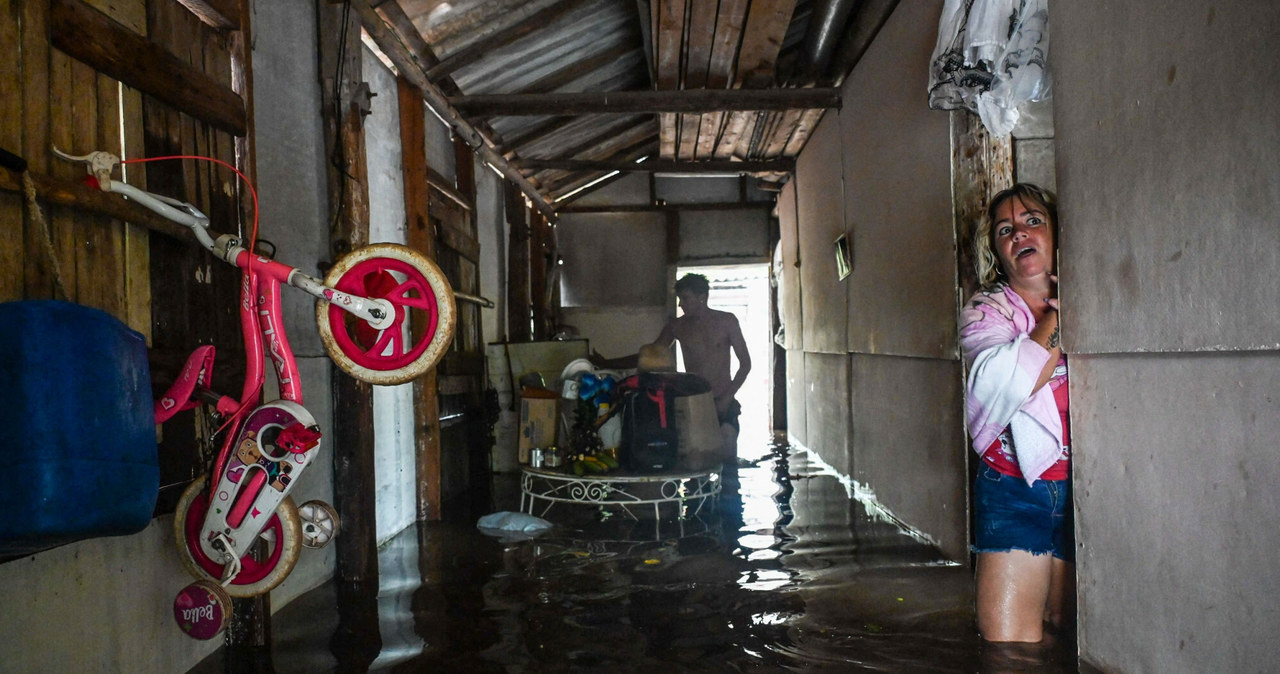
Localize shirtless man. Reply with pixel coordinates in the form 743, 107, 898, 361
594, 273, 751, 461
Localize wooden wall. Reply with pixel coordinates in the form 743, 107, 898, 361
0, 0, 251, 511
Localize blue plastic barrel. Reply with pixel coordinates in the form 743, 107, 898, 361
0, 301, 158, 554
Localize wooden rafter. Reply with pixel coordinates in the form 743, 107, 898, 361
516, 157, 795, 173
450, 88, 840, 116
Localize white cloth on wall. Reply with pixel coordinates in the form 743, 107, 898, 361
928, 0, 1051, 137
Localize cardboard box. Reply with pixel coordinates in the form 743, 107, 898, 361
674, 392, 722, 471
518, 395, 558, 464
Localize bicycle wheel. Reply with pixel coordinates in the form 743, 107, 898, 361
298, 499, 340, 548
316, 243, 456, 385
174, 475, 303, 598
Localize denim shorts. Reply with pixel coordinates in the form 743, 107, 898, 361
973, 465, 1075, 563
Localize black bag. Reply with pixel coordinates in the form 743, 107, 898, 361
620, 373, 679, 472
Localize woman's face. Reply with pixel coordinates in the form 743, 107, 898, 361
992, 195, 1055, 284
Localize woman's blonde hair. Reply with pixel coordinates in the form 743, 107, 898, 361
974, 183, 1059, 288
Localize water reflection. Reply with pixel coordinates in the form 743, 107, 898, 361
216, 441, 1079, 672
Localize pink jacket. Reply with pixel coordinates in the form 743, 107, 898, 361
959, 285, 1064, 485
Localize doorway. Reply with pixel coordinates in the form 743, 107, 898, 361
675, 263, 773, 460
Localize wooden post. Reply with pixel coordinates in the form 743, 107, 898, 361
319, 0, 378, 586
951, 110, 1013, 302
529, 209, 548, 340
398, 77, 444, 522
506, 184, 531, 341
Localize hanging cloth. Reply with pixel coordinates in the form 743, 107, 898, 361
927, 0, 1051, 137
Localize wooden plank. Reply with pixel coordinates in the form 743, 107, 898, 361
0, 4, 23, 302
78, 67, 126, 318
695, 110, 725, 159
83, 0, 146, 33
654, 0, 684, 89
659, 112, 677, 159
174, 0, 241, 29
677, 113, 700, 160
654, 0, 684, 162
50, 0, 246, 136
399, 77, 442, 523
20, 0, 51, 177
735, 0, 797, 88
684, 0, 717, 89
714, 110, 751, 159
707, 0, 749, 88
783, 108, 825, 155
120, 81, 152, 341
761, 107, 804, 158
430, 194, 480, 263
47, 47, 77, 302
427, 168, 473, 212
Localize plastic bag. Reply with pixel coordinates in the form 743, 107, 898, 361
928, 0, 1051, 137
476, 511, 553, 543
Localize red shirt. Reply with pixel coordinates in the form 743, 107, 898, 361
982, 356, 1070, 480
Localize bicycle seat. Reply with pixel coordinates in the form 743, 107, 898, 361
155, 346, 216, 424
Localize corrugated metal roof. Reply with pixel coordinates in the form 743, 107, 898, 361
377, 0, 900, 205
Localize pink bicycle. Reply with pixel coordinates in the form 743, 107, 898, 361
56, 149, 456, 638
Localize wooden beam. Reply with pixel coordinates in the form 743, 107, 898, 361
50, 0, 245, 136
528, 123, 657, 185
353, 0, 557, 220
451, 88, 841, 116
398, 77, 444, 523
0, 167, 194, 242
517, 157, 795, 173
319, 1, 377, 586
557, 201, 775, 214
506, 184, 532, 341
174, 0, 240, 29
426, 0, 594, 82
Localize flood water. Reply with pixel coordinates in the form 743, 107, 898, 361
195, 440, 1080, 672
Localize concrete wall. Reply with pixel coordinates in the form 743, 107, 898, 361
785, 0, 967, 560
364, 50, 419, 543
557, 211, 669, 355
558, 202, 772, 359
1054, 1, 1280, 670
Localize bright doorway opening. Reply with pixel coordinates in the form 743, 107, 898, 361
676, 263, 773, 460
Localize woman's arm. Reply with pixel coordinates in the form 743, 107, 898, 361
1026, 308, 1061, 393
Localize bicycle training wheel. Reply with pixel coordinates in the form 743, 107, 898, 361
298, 499, 340, 548
173, 475, 302, 598
316, 243, 456, 385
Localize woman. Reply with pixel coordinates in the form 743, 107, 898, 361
960, 183, 1073, 643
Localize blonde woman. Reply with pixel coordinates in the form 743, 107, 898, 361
960, 183, 1074, 643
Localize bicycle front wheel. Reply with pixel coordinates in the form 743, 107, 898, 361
174, 475, 302, 598
316, 243, 456, 385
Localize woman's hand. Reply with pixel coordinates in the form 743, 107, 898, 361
1044, 274, 1060, 311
